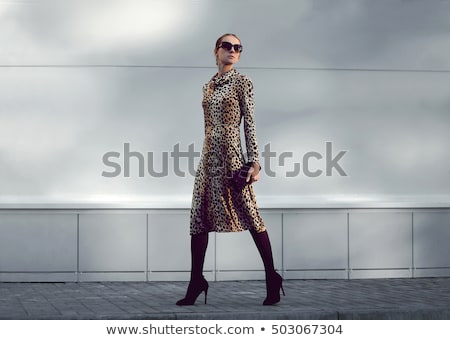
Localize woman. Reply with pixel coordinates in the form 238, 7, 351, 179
176, 33, 284, 306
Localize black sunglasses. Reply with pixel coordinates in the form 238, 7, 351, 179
218, 41, 243, 53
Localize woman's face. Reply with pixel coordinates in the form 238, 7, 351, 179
215, 35, 241, 66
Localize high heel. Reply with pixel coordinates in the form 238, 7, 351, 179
263, 272, 285, 306
176, 277, 209, 306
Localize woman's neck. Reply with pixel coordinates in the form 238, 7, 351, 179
217, 63, 233, 76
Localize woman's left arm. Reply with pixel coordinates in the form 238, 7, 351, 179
239, 76, 261, 178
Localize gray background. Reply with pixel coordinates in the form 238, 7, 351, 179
1, 0, 449, 208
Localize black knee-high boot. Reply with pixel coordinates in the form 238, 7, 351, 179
250, 229, 285, 305
176, 232, 209, 305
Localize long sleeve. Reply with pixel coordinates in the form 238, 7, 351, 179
239, 75, 260, 164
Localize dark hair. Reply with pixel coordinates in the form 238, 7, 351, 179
214, 33, 241, 52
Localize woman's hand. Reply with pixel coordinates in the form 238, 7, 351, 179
246, 162, 261, 184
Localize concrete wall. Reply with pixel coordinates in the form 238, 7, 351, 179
1, 0, 450, 207
1, 208, 448, 282
1, 1, 449, 281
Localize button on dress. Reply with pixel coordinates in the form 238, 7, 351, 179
190, 69, 266, 235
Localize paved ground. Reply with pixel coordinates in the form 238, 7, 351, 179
0, 278, 449, 320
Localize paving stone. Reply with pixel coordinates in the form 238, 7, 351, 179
0, 278, 449, 319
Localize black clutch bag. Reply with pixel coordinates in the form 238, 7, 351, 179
231, 162, 259, 190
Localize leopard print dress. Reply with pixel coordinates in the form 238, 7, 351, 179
190, 68, 266, 235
